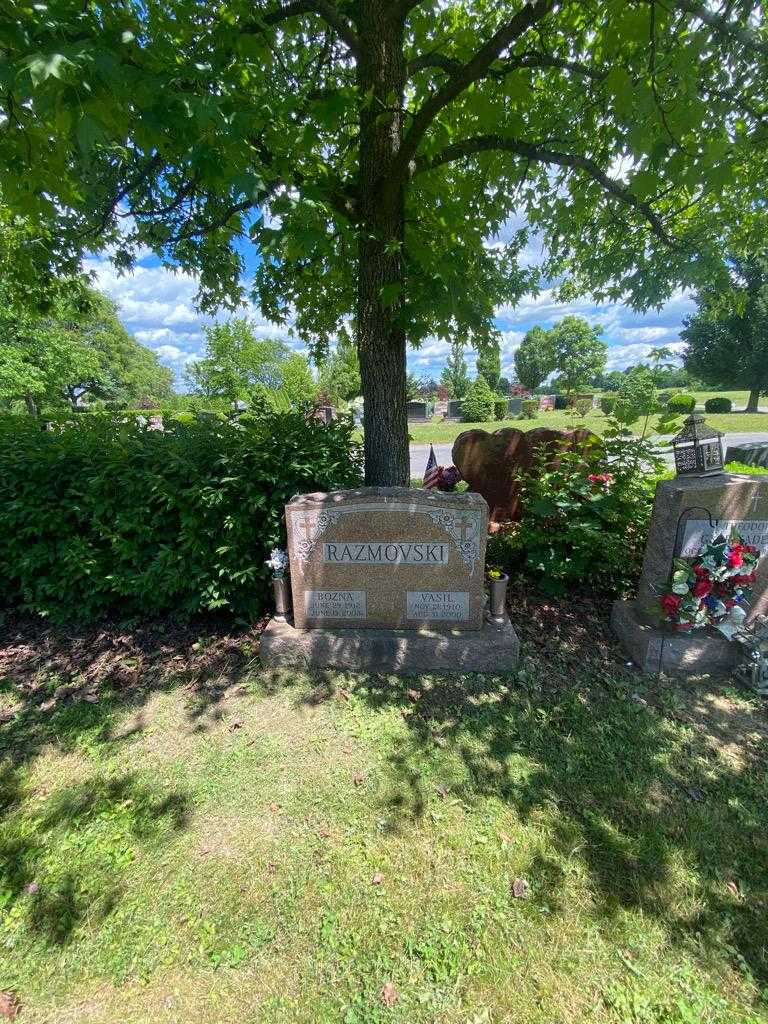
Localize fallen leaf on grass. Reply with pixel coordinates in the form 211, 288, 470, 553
352, 772, 366, 786
511, 878, 530, 899
268, 802, 279, 813
0, 992, 20, 1021
435, 784, 450, 799
317, 825, 331, 839
228, 718, 244, 732
379, 982, 398, 1007
407, 688, 420, 701
726, 880, 741, 898
372, 871, 384, 885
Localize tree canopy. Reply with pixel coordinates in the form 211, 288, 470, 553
681, 253, 768, 412
549, 316, 607, 395
514, 326, 555, 390
187, 317, 315, 408
440, 340, 470, 399
0, 285, 173, 415
2, 0, 768, 481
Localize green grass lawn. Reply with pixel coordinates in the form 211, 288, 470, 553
2, 600, 767, 1024
407, 408, 768, 445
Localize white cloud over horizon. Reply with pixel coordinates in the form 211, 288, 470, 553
86, 249, 696, 388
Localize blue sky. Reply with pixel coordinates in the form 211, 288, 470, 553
84, 228, 695, 388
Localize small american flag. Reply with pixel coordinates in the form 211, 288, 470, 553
422, 444, 441, 489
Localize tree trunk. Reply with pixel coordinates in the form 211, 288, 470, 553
356, 1, 409, 486
24, 393, 38, 417
746, 388, 760, 413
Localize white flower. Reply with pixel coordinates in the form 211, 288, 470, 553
265, 547, 289, 577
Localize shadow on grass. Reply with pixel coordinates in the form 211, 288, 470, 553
292, 666, 768, 989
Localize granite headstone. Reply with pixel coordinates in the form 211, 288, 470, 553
285, 487, 488, 630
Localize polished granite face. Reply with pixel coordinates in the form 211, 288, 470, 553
285, 487, 489, 630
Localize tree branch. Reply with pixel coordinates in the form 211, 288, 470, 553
640, 0, 768, 56
413, 134, 680, 248
258, 1, 360, 55
392, 0, 555, 181
409, 49, 604, 83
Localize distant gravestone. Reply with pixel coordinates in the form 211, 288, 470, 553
285, 488, 488, 629
447, 400, 463, 419
612, 473, 768, 675
507, 398, 522, 416
407, 401, 429, 421
725, 442, 768, 468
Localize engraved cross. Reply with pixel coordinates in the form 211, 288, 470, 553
456, 514, 476, 542
299, 515, 316, 543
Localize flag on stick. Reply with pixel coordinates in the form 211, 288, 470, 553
423, 444, 441, 489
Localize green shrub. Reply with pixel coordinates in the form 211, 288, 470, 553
704, 396, 733, 413
461, 377, 495, 422
600, 394, 616, 415
667, 392, 696, 414
520, 400, 538, 419
486, 431, 663, 594
0, 413, 362, 623
493, 398, 507, 420
574, 398, 592, 418
724, 461, 768, 475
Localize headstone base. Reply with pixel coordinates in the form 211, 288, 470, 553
611, 599, 738, 677
260, 612, 519, 675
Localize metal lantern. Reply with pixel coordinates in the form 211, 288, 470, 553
671, 414, 725, 477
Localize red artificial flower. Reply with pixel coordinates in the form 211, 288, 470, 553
693, 564, 710, 578
727, 551, 744, 568
661, 594, 682, 617
743, 544, 759, 556
587, 473, 613, 486
693, 578, 712, 598
724, 598, 736, 609
732, 572, 756, 586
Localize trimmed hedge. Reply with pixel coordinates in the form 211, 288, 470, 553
704, 397, 733, 413
0, 413, 362, 622
493, 398, 507, 420
666, 392, 696, 414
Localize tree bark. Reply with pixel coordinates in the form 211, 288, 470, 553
356, 1, 409, 486
24, 393, 38, 417
746, 388, 761, 412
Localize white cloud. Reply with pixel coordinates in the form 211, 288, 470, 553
154, 344, 185, 362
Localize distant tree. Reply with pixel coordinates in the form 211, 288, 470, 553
279, 352, 316, 408
316, 333, 361, 405
514, 326, 555, 391
476, 339, 501, 391
0, 285, 172, 414
186, 319, 288, 402
497, 377, 511, 396
440, 341, 470, 399
601, 369, 626, 392
461, 375, 495, 422
549, 316, 607, 399
682, 254, 768, 413
406, 372, 421, 401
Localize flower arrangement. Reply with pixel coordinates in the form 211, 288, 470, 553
265, 547, 289, 579
661, 531, 760, 630
486, 566, 506, 582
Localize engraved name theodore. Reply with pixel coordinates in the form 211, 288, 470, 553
323, 541, 449, 565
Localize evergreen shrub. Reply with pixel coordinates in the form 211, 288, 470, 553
703, 397, 733, 413
666, 392, 696, 414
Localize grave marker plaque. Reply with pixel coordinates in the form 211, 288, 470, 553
286, 487, 488, 630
